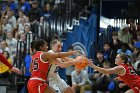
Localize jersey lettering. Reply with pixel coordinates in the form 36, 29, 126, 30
32, 58, 39, 71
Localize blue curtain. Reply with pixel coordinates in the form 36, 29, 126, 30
61, 9, 98, 74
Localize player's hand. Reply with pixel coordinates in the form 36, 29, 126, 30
87, 59, 93, 66
72, 50, 81, 55
11, 67, 22, 75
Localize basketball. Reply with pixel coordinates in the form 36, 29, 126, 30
75, 56, 88, 70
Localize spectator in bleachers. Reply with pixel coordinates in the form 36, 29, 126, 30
117, 43, 132, 56
1, 16, 13, 33
111, 32, 122, 54
118, 24, 132, 45
0, 21, 4, 41
90, 62, 115, 93
24, 24, 32, 34
93, 50, 105, 68
24, 24, 33, 53
129, 19, 138, 37
6, 9, 17, 31
0, 51, 12, 78
6, 32, 17, 60
103, 42, 116, 67
133, 31, 140, 49
0, 40, 11, 56
18, 18, 26, 34
130, 47, 140, 75
7, 0, 18, 13
38, 16, 49, 39
17, 33, 26, 54
71, 66, 92, 93
89, 50, 105, 92
1, 4, 11, 20
16, 33, 26, 68
43, 3, 53, 21
19, 0, 31, 15
130, 47, 140, 65
28, 0, 42, 33
17, 10, 27, 24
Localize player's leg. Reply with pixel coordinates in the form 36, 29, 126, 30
44, 86, 56, 93
57, 79, 74, 93
125, 89, 135, 93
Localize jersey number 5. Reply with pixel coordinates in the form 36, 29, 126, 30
32, 58, 39, 71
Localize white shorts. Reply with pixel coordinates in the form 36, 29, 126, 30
49, 78, 69, 93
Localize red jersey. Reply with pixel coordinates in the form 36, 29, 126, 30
118, 63, 140, 93
30, 51, 50, 80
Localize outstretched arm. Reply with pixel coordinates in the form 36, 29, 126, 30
89, 62, 124, 75
42, 51, 79, 61
0, 53, 13, 69
51, 58, 81, 68
0, 53, 22, 75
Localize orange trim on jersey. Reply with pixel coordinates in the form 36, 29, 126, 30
30, 78, 46, 82
40, 53, 49, 63
119, 66, 126, 76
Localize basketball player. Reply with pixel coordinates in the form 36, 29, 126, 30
47, 39, 83, 93
88, 53, 140, 93
0, 53, 21, 75
28, 39, 81, 93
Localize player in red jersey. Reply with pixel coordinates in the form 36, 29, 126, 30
0, 53, 21, 75
88, 53, 140, 93
28, 39, 82, 93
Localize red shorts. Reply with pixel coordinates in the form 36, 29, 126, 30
28, 79, 48, 93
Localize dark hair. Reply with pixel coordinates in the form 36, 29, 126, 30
2, 51, 9, 59
34, 39, 46, 51
30, 40, 36, 51
18, 10, 25, 15
103, 61, 111, 67
104, 42, 111, 47
96, 50, 103, 54
119, 53, 128, 64
32, 0, 39, 4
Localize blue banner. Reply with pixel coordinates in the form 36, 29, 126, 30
62, 12, 97, 73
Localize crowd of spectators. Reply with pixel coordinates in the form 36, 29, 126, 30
0, 0, 58, 92
0, 0, 140, 93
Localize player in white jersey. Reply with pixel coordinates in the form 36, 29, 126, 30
47, 39, 80, 93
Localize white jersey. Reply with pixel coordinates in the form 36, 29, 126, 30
47, 50, 62, 81
47, 50, 69, 93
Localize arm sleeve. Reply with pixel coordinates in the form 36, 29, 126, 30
0, 53, 13, 69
